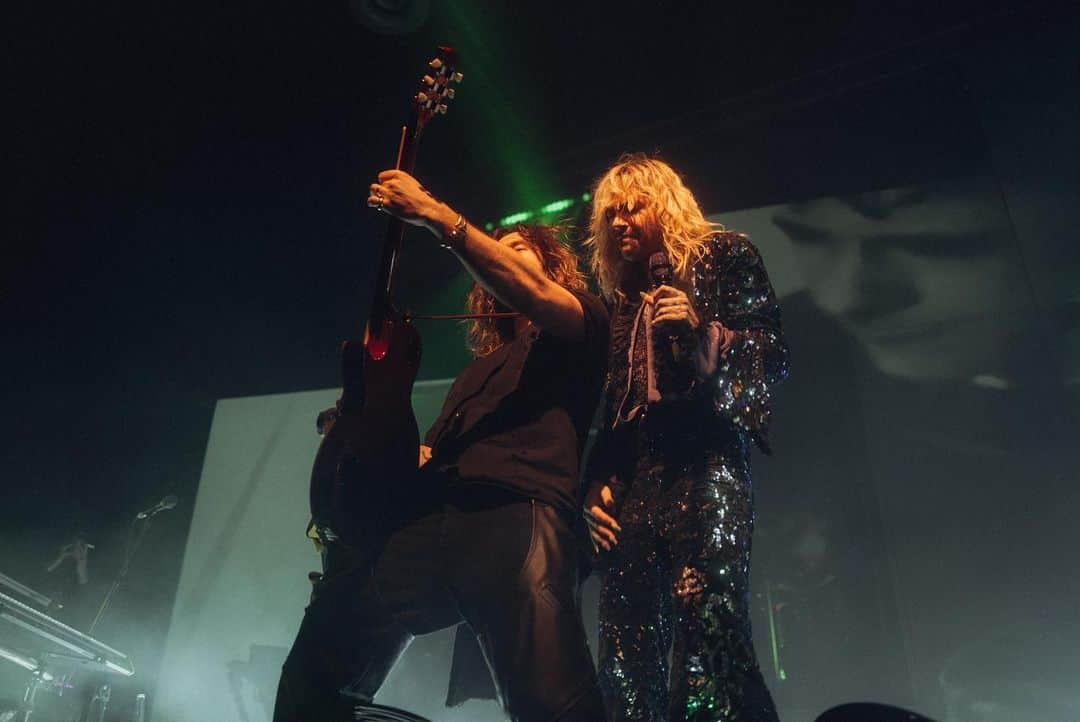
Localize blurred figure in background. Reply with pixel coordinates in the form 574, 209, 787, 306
44, 531, 93, 626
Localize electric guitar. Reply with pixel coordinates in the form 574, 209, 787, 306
309, 47, 462, 549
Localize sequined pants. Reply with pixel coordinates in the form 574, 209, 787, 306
597, 441, 779, 722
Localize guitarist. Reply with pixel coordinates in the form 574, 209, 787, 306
273, 170, 609, 722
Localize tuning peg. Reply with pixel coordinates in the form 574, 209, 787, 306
422, 74, 435, 88
436, 104, 448, 115
429, 58, 444, 71
446, 88, 456, 100
451, 72, 464, 83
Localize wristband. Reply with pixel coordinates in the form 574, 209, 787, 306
441, 213, 468, 250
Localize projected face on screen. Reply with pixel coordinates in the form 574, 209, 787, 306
772, 181, 1023, 382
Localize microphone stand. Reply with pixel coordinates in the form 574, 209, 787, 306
81, 511, 157, 722
88, 514, 154, 636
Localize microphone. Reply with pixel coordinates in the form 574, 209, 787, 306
136, 494, 179, 520
647, 250, 695, 398
648, 251, 677, 344
648, 251, 673, 290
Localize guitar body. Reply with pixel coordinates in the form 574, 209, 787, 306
306, 46, 460, 551
309, 312, 421, 546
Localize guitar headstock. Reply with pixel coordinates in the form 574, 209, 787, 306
413, 46, 462, 130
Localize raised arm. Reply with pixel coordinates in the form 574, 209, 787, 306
368, 170, 584, 342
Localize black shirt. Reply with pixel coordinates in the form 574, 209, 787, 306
423, 289, 610, 514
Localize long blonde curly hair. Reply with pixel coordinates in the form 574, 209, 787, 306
587, 153, 720, 299
465, 223, 587, 357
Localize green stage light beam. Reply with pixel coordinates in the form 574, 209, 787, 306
489, 193, 589, 230
434, 2, 560, 214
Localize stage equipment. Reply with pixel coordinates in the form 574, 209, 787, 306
0, 583, 134, 722
815, 702, 937, 722
135, 494, 178, 520
0, 576, 52, 612
89, 495, 178, 635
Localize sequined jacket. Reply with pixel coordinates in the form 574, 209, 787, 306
688, 230, 789, 454
592, 231, 788, 479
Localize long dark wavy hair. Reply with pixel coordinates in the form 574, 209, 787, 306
465, 223, 587, 357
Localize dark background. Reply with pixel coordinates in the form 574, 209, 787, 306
2, 1, 1077, 720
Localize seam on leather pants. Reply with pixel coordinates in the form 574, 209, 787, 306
516, 499, 539, 585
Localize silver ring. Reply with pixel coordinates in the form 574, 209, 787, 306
373, 192, 385, 211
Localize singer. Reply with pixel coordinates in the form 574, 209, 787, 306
583, 154, 788, 722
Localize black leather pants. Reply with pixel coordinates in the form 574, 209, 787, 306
273, 487, 604, 722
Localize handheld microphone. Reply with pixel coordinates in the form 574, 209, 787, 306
648, 251, 677, 344
136, 494, 179, 520
647, 250, 697, 398
648, 251, 673, 290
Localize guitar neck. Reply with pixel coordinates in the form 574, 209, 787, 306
364, 45, 460, 339
370, 123, 422, 328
